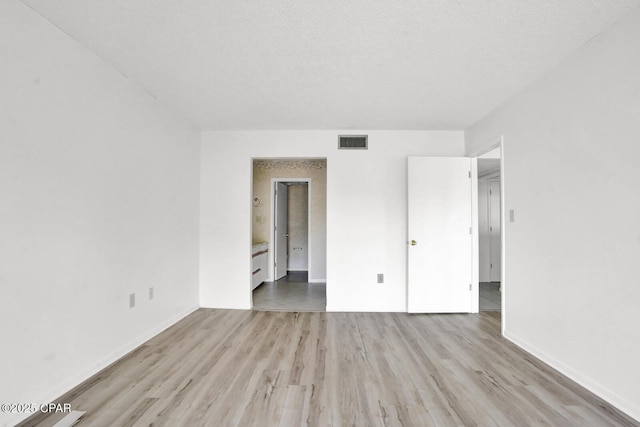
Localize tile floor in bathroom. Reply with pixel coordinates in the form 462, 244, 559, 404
252, 271, 326, 312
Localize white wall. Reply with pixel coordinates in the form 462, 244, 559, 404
200, 131, 464, 311
466, 6, 640, 421
0, 2, 201, 426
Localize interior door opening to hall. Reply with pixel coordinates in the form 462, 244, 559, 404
477, 147, 502, 312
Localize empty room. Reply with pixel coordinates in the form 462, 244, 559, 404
2, 0, 639, 426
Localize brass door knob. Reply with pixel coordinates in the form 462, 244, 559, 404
410, 240, 417, 246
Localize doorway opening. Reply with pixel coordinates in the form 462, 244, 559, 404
250, 159, 327, 312
476, 146, 502, 313
274, 180, 309, 281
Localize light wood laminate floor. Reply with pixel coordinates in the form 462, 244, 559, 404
22, 310, 637, 427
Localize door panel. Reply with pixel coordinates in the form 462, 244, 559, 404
275, 183, 288, 280
408, 157, 473, 313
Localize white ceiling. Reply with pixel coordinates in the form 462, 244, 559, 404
21, 0, 639, 130
478, 159, 500, 177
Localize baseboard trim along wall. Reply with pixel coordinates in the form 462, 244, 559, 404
9, 306, 199, 427
504, 330, 640, 423
325, 306, 406, 313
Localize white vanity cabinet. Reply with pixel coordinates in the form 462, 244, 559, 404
251, 242, 268, 290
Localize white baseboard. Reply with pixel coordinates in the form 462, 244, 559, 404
504, 329, 640, 423
309, 278, 326, 284
286, 268, 308, 272
7, 306, 199, 427
200, 303, 251, 310
325, 306, 406, 312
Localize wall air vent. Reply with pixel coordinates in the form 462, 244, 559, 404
338, 135, 368, 150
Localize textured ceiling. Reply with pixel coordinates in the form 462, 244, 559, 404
21, 0, 639, 130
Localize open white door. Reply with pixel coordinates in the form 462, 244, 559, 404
274, 182, 288, 280
408, 157, 473, 313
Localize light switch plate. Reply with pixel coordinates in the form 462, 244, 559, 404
129, 293, 135, 308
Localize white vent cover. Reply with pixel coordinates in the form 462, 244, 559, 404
338, 135, 368, 150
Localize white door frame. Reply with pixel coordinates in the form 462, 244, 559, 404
269, 178, 312, 281
469, 136, 506, 335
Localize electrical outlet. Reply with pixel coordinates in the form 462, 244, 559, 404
129, 293, 135, 308
509, 209, 515, 223
377, 273, 384, 284
149, 287, 154, 300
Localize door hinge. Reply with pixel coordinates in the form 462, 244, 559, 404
490, 263, 493, 269
468, 171, 471, 178
469, 284, 472, 291
490, 226, 492, 232
469, 227, 472, 234
490, 189, 492, 195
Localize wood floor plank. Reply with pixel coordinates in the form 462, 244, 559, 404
18, 309, 639, 427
